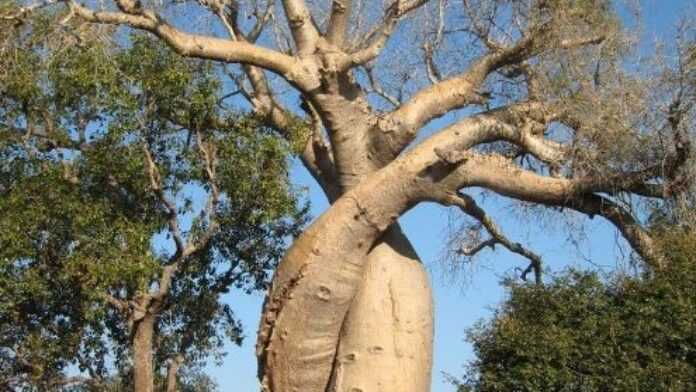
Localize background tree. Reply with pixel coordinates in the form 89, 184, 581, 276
2, 0, 694, 391
455, 228, 696, 392
0, 10, 305, 391
63, 367, 220, 391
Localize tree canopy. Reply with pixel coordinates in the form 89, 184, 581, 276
0, 9, 306, 390
457, 230, 696, 392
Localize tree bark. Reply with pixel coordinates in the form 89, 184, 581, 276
133, 314, 156, 392
328, 226, 433, 392
307, 90, 435, 391
256, 156, 438, 392
166, 354, 184, 392
257, 86, 436, 391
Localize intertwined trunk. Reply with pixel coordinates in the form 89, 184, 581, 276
133, 314, 155, 392
258, 92, 435, 391
315, 95, 433, 392
258, 209, 434, 392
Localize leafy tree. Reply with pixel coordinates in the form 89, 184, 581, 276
1, 0, 694, 391
62, 367, 220, 392
0, 9, 305, 391
456, 230, 696, 392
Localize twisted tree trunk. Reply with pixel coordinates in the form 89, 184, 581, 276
302, 91, 434, 392
256, 103, 441, 391
257, 213, 434, 392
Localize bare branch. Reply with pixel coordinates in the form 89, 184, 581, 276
461, 0, 504, 51
559, 35, 606, 50
142, 143, 185, 259
435, 153, 663, 268
458, 237, 497, 257
363, 65, 401, 107
422, 0, 445, 84
249, 3, 275, 43
423, 42, 442, 84
325, 0, 352, 47
384, 26, 605, 154
347, 0, 431, 67
216, 88, 243, 107
387, 36, 535, 135
437, 191, 543, 284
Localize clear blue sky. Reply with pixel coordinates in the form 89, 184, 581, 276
203, 1, 688, 390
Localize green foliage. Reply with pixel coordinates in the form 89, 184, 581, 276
457, 232, 696, 391
0, 4, 306, 389
62, 369, 219, 392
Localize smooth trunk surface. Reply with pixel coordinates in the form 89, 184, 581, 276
329, 226, 433, 392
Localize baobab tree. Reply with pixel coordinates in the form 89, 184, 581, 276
6, 0, 694, 391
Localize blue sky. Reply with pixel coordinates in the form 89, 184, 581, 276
201, 1, 689, 390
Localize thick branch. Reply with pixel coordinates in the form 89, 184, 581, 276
376, 102, 663, 267
300, 102, 341, 201
67, 2, 305, 85
384, 29, 604, 154
438, 153, 663, 267
325, 0, 352, 47
386, 38, 532, 133
229, 68, 339, 199
104, 293, 128, 312
280, 0, 320, 54
165, 354, 185, 392
214, 8, 299, 137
